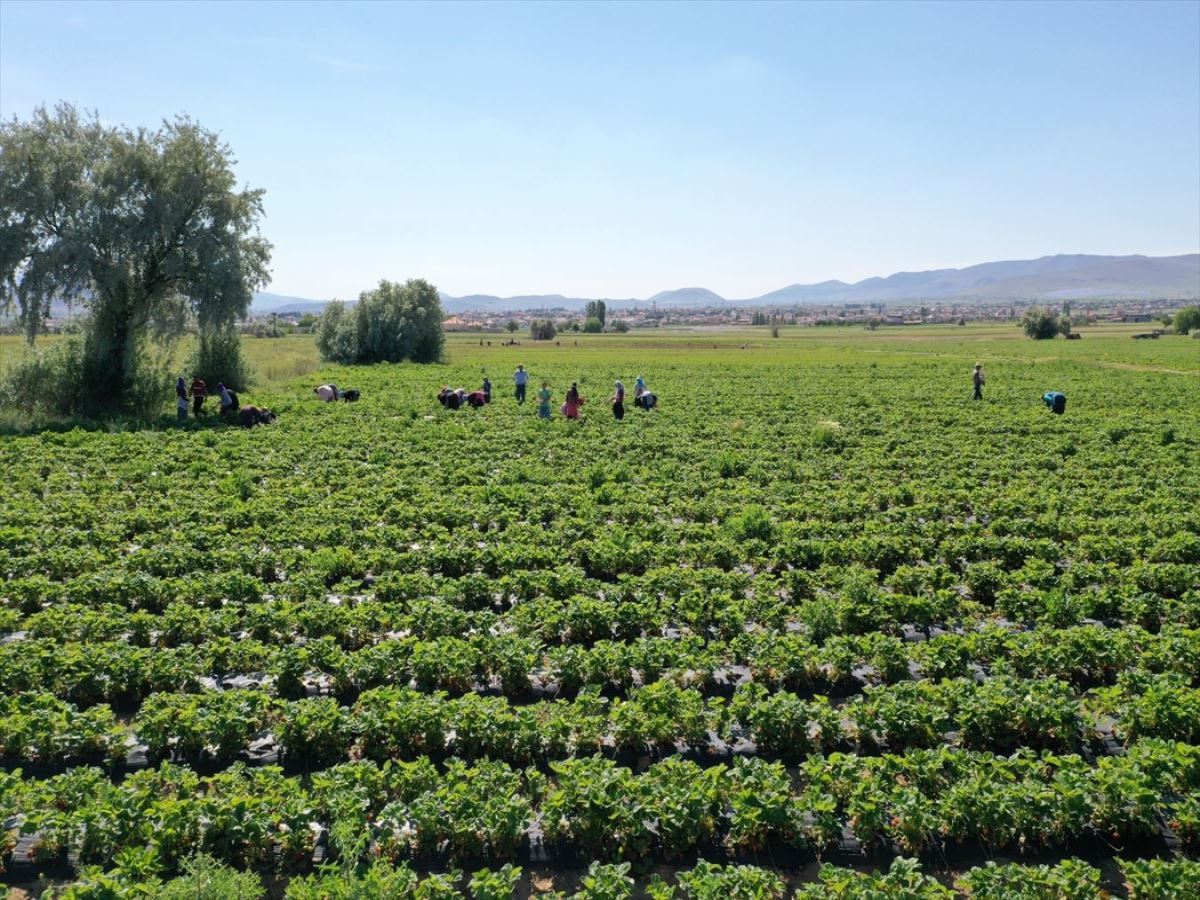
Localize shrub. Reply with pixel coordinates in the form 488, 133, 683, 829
187, 323, 254, 392
0, 337, 87, 416
315, 301, 358, 362
2, 329, 173, 419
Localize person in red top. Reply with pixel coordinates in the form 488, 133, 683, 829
190, 376, 207, 416
562, 382, 584, 419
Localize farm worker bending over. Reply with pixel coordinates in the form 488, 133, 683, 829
239, 405, 276, 428
514, 365, 529, 404
973, 364, 986, 400
635, 375, 646, 395
217, 383, 236, 415
190, 376, 207, 416
537, 382, 552, 419
562, 382, 584, 419
315, 384, 338, 403
612, 381, 626, 420
465, 390, 487, 408
438, 386, 465, 410
635, 390, 657, 411
1043, 391, 1067, 414
176, 378, 188, 421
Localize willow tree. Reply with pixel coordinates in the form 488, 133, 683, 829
0, 104, 271, 412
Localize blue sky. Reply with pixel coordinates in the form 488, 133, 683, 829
2, 0, 1197, 300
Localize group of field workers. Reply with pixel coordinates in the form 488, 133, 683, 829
437, 365, 657, 420
513, 366, 658, 420
175, 377, 275, 428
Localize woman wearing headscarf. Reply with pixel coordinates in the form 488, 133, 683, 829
217, 383, 236, 416
176, 377, 189, 421
611, 380, 625, 420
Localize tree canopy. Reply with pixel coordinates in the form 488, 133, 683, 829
315, 279, 444, 365
585, 300, 606, 328
0, 104, 271, 412
1021, 306, 1062, 340
1172, 305, 1200, 334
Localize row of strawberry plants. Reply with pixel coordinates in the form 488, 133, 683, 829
5, 743, 1196, 878
8, 673, 1198, 770
51, 855, 1200, 900
5, 552, 1198, 647
3, 618, 1197, 712
6, 583, 1199, 684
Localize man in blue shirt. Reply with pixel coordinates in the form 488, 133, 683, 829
514, 365, 529, 404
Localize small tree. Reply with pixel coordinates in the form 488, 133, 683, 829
585, 300, 607, 328
505, 319, 519, 333
315, 301, 358, 362
583, 316, 603, 333
1021, 306, 1061, 340
1172, 305, 1200, 334
529, 319, 556, 341
611, 319, 630, 333
315, 280, 444, 365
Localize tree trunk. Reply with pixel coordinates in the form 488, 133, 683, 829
83, 291, 139, 415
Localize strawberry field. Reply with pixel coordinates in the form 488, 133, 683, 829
1, 326, 1198, 897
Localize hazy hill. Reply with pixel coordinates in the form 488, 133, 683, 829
645, 287, 727, 307
247, 254, 1198, 316
250, 292, 335, 315
746, 254, 1199, 304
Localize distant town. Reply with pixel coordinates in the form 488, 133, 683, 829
6, 295, 1190, 339
436, 297, 1184, 334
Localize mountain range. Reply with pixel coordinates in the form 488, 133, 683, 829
250, 253, 1199, 315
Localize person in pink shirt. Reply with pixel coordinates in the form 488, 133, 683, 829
561, 382, 584, 419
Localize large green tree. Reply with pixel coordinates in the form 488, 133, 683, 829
0, 104, 271, 412
315, 278, 444, 364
